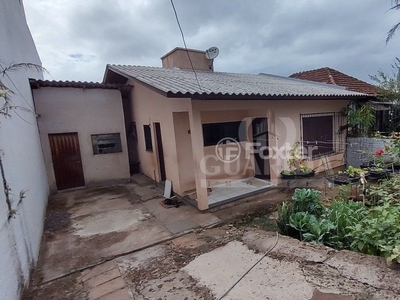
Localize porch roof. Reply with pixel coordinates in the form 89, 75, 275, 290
105, 64, 371, 101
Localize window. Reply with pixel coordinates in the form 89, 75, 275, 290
302, 114, 334, 158
203, 121, 246, 146
143, 125, 153, 151
91, 133, 122, 155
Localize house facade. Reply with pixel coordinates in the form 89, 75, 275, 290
0, 0, 49, 298
31, 80, 131, 193
103, 49, 371, 210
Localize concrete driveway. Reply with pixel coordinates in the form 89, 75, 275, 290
37, 178, 221, 283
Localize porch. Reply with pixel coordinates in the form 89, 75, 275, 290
184, 177, 275, 209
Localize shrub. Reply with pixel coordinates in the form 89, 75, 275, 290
291, 188, 325, 217
348, 203, 400, 264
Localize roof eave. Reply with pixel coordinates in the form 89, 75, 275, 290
166, 91, 372, 101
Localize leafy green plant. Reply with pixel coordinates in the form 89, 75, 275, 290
292, 188, 325, 217
348, 203, 400, 263
276, 201, 295, 236
282, 143, 313, 174
347, 103, 375, 137
288, 212, 316, 241
338, 166, 366, 177
302, 218, 335, 244
323, 201, 366, 249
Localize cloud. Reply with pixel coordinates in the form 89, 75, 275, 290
24, 0, 400, 83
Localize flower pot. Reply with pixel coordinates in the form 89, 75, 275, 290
280, 171, 295, 179
294, 170, 315, 178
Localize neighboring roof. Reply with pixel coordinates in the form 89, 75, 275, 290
290, 67, 377, 96
30, 79, 128, 90
369, 101, 391, 111
106, 65, 370, 100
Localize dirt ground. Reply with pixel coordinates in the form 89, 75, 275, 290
22, 177, 400, 300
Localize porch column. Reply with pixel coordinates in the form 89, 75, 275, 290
268, 110, 280, 185
188, 103, 208, 210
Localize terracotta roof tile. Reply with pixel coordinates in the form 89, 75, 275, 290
290, 67, 377, 96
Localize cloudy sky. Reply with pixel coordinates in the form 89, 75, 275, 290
24, 0, 400, 84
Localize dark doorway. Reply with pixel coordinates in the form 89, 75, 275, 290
252, 118, 270, 179
154, 123, 166, 181
49, 133, 85, 190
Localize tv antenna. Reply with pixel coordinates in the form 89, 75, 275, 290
205, 47, 219, 70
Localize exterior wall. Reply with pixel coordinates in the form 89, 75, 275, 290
33, 87, 130, 192
128, 79, 191, 194
161, 48, 213, 71
191, 99, 348, 185
0, 0, 49, 299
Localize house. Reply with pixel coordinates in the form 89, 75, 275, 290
0, 0, 49, 299
30, 80, 132, 193
102, 48, 371, 210
290, 67, 378, 95
290, 67, 391, 132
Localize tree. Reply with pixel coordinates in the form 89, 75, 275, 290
387, 0, 400, 43
370, 58, 400, 102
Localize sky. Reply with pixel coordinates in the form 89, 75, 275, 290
23, 0, 400, 84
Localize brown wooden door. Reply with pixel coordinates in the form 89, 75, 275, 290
49, 133, 85, 190
154, 123, 166, 181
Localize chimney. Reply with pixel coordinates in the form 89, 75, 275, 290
161, 47, 213, 71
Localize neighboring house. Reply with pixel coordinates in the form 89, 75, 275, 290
103, 48, 371, 210
0, 0, 49, 299
30, 80, 132, 193
290, 67, 391, 132
290, 67, 378, 95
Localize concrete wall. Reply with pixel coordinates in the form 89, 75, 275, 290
128, 79, 191, 194
0, 0, 49, 299
346, 137, 389, 167
33, 87, 130, 192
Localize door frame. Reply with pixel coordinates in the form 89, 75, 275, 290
252, 118, 270, 179
154, 123, 166, 181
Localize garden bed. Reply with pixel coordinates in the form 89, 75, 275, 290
276, 179, 400, 265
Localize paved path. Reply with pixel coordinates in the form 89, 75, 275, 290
80, 260, 132, 300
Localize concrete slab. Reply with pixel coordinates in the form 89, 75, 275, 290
183, 240, 315, 300
84, 268, 121, 289
242, 230, 334, 263
37, 182, 221, 283
325, 250, 400, 293
88, 277, 126, 299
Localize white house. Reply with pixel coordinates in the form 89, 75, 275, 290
0, 0, 49, 299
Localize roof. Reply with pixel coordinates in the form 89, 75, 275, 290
106, 65, 370, 100
290, 67, 377, 96
30, 79, 127, 90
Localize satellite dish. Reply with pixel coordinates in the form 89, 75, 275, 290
205, 47, 219, 60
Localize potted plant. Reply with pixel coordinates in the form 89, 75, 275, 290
369, 149, 391, 178
281, 142, 314, 179
385, 132, 400, 170
333, 166, 367, 185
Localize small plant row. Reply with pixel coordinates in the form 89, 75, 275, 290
277, 188, 400, 264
